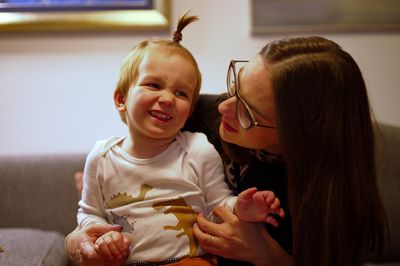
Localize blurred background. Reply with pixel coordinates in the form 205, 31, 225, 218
1, 0, 399, 155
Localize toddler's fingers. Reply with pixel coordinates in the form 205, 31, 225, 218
108, 242, 123, 260
95, 238, 114, 261
270, 197, 280, 209
278, 208, 285, 218
238, 187, 257, 200
111, 232, 124, 249
112, 232, 130, 257
104, 234, 125, 260
266, 216, 279, 227
80, 239, 102, 262
265, 191, 276, 204
122, 235, 132, 251
270, 198, 285, 218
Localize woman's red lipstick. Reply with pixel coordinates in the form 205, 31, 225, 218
221, 119, 237, 132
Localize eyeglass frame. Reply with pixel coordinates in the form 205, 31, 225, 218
227, 60, 276, 130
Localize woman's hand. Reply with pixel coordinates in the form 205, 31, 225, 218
65, 224, 131, 266
193, 206, 268, 264
193, 206, 292, 266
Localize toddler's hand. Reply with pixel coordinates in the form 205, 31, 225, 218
235, 187, 285, 226
94, 230, 131, 263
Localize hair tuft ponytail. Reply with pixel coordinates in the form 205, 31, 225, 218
173, 10, 199, 43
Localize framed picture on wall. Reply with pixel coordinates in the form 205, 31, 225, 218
0, 0, 170, 32
251, 0, 400, 34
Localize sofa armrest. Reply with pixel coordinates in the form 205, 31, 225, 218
0, 153, 85, 235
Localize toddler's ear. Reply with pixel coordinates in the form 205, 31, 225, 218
114, 90, 126, 111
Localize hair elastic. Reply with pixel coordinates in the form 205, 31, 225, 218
173, 31, 182, 43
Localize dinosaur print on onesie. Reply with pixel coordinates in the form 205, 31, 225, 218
105, 184, 153, 232
105, 183, 199, 258
153, 197, 199, 257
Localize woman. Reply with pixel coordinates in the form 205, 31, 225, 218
193, 36, 388, 266
65, 36, 388, 266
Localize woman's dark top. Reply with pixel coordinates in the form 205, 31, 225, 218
183, 94, 292, 266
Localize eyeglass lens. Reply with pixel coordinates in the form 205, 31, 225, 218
228, 62, 253, 129
237, 100, 252, 129
227, 64, 236, 96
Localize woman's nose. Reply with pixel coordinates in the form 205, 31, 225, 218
218, 95, 236, 118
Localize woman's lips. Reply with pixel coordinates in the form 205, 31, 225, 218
221, 119, 237, 132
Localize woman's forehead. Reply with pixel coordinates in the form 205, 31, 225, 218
241, 56, 272, 97
239, 55, 275, 116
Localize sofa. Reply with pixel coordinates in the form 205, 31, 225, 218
0, 123, 399, 266
0, 153, 85, 266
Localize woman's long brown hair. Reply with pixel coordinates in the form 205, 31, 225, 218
261, 36, 388, 266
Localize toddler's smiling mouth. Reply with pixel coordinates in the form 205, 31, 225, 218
149, 110, 172, 122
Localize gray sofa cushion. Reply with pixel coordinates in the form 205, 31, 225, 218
0, 154, 85, 235
0, 228, 68, 266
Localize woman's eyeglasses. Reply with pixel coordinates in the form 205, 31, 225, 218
227, 60, 276, 130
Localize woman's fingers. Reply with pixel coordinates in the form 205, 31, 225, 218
194, 213, 217, 242
194, 212, 228, 252
193, 223, 227, 257
195, 208, 270, 262
193, 223, 215, 245
212, 206, 240, 223
195, 207, 239, 236
194, 207, 242, 255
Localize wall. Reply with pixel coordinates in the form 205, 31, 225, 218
1, 0, 399, 155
